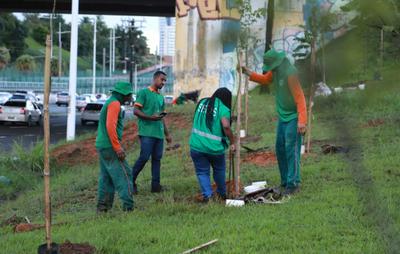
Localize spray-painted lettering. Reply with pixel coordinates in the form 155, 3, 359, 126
176, 0, 240, 20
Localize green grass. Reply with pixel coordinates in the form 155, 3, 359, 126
1, 64, 399, 253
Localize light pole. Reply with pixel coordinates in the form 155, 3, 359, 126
57, 22, 70, 78
92, 17, 97, 94
67, 0, 79, 141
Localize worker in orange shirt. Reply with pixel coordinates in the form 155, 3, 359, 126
240, 49, 307, 195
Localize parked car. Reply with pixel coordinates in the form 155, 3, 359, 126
80, 93, 97, 102
56, 91, 69, 106
0, 92, 12, 105
0, 99, 42, 126
76, 96, 90, 110
11, 93, 43, 109
81, 102, 104, 125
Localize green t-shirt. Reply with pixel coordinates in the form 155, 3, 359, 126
135, 87, 165, 139
189, 98, 231, 154
273, 60, 298, 122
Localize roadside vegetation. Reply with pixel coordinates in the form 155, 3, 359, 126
0, 60, 399, 252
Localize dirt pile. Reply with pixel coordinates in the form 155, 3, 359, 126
51, 121, 138, 167
243, 151, 277, 167
362, 118, 385, 128
59, 240, 96, 254
51, 113, 189, 167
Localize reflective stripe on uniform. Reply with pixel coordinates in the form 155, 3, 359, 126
192, 128, 222, 141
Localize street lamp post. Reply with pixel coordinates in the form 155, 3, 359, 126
92, 17, 97, 94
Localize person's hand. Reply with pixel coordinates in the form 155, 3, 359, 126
166, 134, 172, 144
116, 149, 126, 161
297, 123, 306, 135
150, 115, 164, 121
230, 144, 236, 153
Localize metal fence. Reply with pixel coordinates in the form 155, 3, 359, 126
0, 67, 174, 95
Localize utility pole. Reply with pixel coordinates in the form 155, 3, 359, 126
112, 28, 115, 72
57, 23, 70, 78
134, 63, 137, 93
92, 17, 97, 94
67, 0, 79, 141
58, 23, 62, 77
102, 47, 106, 77
109, 29, 112, 77
129, 20, 135, 84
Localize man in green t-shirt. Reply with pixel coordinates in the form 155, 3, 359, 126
132, 71, 172, 193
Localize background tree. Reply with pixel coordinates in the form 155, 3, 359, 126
0, 13, 27, 60
16, 54, 36, 72
0, 47, 11, 69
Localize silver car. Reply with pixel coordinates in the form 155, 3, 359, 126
81, 102, 104, 125
0, 99, 42, 126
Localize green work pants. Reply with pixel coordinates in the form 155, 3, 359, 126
276, 118, 302, 189
97, 147, 134, 211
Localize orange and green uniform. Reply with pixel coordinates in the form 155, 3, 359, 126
96, 90, 133, 211
250, 50, 307, 189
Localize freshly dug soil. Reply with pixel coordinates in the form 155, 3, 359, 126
59, 240, 96, 254
242, 151, 277, 167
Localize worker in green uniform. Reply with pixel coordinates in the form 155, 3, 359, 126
95, 81, 134, 212
189, 88, 235, 202
240, 49, 307, 195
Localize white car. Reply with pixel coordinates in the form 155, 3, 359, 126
80, 93, 97, 102
76, 96, 90, 110
56, 91, 69, 106
81, 102, 104, 125
0, 99, 42, 126
0, 92, 12, 105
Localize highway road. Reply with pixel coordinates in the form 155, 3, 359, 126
0, 104, 134, 151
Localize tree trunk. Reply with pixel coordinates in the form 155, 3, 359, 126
235, 49, 243, 197
244, 47, 249, 136
306, 34, 317, 153
260, 0, 275, 95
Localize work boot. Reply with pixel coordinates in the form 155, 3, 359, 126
151, 184, 164, 193
283, 186, 300, 196
132, 182, 138, 195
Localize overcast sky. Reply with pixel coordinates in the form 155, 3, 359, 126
14, 13, 160, 54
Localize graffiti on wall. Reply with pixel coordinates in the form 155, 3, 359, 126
272, 27, 304, 56
176, 0, 240, 20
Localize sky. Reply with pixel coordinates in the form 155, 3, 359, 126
14, 13, 160, 54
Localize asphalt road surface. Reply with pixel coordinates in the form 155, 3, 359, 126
0, 104, 134, 151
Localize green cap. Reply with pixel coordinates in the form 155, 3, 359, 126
262, 49, 286, 72
111, 81, 133, 95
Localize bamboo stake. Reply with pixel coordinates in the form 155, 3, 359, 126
235, 49, 243, 197
244, 47, 249, 136
181, 239, 218, 254
43, 34, 52, 251
306, 28, 317, 153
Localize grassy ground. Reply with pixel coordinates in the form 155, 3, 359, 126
0, 62, 399, 253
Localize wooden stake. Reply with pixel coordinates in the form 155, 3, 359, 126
181, 239, 218, 254
244, 47, 249, 136
43, 34, 52, 250
235, 49, 243, 197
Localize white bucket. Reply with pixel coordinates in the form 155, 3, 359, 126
301, 145, 305, 155
226, 199, 245, 207
334, 87, 343, 93
251, 181, 267, 188
358, 84, 365, 90
240, 129, 246, 138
